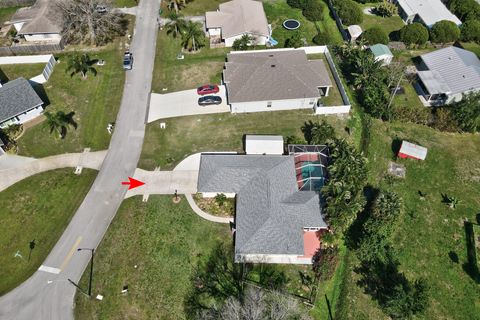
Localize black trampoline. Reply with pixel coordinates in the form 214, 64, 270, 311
283, 19, 300, 30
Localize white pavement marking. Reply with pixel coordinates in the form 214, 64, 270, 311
38, 265, 61, 274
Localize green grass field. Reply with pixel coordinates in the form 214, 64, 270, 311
0, 6, 18, 25
74, 195, 231, 319
139, 110, 349, 170
160, 0, 228, 16
0, 63, 46, 82
114, 0, 138, 8
358, 3, 405, 39
152, 31, 229, 93
335, 120, 480, 319
0, 169, 97, 296
16, 44, 126, 157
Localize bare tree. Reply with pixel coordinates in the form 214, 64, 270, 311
55, 0, 126, 46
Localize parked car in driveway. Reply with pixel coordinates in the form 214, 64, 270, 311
197, 84, 219, 95
123, 50, 133, 70
198, 95, 222, 106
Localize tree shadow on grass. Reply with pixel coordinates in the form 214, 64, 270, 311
462, 221, 480, 284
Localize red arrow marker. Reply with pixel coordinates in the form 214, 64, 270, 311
121, 177, 145, 190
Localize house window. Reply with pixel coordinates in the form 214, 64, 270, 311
267, 101, 272, 108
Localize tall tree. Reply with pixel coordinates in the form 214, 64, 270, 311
44, 111, 77, 139
165, 12, 186, 38
56, 0, 126, 46
450, 92, 480, 132
66, 53, 97, 79
181, 21, 205, 51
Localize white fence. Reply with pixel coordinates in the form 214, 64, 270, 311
0, 54, 56, 84
314, 105, 351, 115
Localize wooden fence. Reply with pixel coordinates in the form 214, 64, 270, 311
0, 41, 64, 56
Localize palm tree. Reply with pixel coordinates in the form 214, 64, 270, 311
181, 21, 205, 52
44, 111, 77, 139
66, 53, 97, 79
165, 12, 186, 38
168, 0, 187, 13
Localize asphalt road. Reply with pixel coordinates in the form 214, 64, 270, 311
0, 1, 160, 319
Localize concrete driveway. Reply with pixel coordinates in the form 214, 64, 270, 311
148, 85, 230, 123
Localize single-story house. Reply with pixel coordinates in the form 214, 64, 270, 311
197, 144, 330, 264
395, 0, 461, 28
10, 0, 62, 43
223, 49, 333, 113
415, 46, 480, 105
205, 0, 269, 47
369, 44, 394, 66
245, 135, 284, 155
0, 78, 44, 128
398, 141, 427, 160
347, 25, 362, 42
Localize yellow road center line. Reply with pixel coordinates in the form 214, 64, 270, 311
60, 236, 82, 271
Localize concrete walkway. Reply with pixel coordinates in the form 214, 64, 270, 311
0, 151, 107, 192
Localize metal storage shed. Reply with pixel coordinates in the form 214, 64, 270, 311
398, 141, 427, 160
245, 135, 284, 155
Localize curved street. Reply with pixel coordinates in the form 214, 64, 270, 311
0, 0, 160, 319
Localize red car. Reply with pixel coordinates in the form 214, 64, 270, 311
197, 84, 219, 95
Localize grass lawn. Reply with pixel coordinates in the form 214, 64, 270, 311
152, 31, 228, 93
264, 0, 319, 47
308, 53, 345, 106
461, 42, 480, 58
114, 0, 138, 8
74, 195, 231, 319
0, 63, 45, 82
160, 0, 228, 16
336, 120, 480, 319
393, 78, 424, 109
358, 3, 405, 39
139, 110, 350, 170
0, 6, 19, 25
16, 44, 126, 158
0, 169, 97, 296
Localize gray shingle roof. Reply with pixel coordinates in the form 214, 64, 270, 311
0, 78, 43, 124
223, 50, 333, 103
418, 46, 480, 95
198, 154, 327, 256
11, 0, 61, 35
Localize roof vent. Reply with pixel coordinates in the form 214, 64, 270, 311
271, 64, 276, 67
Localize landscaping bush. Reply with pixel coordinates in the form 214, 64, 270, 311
448, 0, 480, 22
302, 0, 325, 22
391, 104, 431, 126
430, 20, 460, 44
362, 26, 389, 44
460, 20, 480, 43
431, 108, 458, 132
333, 0, 363, 25
399, 22, 429, 46
373, 0, 398, 17
284, 31, 304, 48
312, 247, 339, 280
287, 0, 306, 9
449, 92, 480, 133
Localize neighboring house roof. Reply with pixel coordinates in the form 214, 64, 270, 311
417, 46, 480, 95
11, 0, 61, 35
198, 154, 327, 257
223, 50, 332, 103
205, 0, 269, 38
369, 44, 393, 57
0, 78, 43, 124
396, 0, 461, 26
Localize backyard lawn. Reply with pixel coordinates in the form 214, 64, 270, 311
139, 110, 350, 170
152, 31, 228, 93
0, 63, 45, 82
16, 44, 126, 158
358, 3, 405, 40
160, 0, 228, 16
114, 0, 138, 8
0, 169, 97, 296
335, 120, 480, 319
264, 0, 342, 47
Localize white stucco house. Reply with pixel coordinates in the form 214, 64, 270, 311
205, 0, 269, 48
0, 78, 44, 128
395, 0, 461, 28
10, 0, 62, 43
415, 46, 480, 106
223, 49, 333, 113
